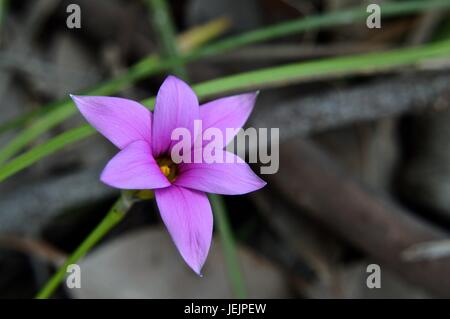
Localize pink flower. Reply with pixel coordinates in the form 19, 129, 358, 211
71, 76, 266, 275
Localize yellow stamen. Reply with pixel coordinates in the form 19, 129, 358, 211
160, 165, 171, 177
156, 157, 178, 182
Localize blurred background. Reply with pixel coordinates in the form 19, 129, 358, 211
0, 0, 450, 298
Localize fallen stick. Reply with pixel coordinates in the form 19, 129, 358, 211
269, 138, 450, 296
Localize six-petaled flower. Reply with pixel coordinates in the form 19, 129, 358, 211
71, 76, 266, 275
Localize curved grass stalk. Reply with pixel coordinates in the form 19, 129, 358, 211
36, 185, 245, 299
209, 194, 247, 298
36, 194, 132, 299
146, 0, 187, 78
0, 0, 7, 28
1, 0, 449, 164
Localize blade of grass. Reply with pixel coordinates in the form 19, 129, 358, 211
35, 194, 132, 299
0, 0, 7, 26
0, 125, 94, 181
1, 39, 450, 183
146, 37, 450, 103
1, 1, 449, 163
0, 0, 7, 45
177, 17, 231, 53
146, 0, 187, 78
209, 194, 247, 298
188, 0, 450, 58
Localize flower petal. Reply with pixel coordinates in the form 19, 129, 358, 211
101, 140, 170, 189
152, 76, 199, 157
174, 151, 266, 195
199, 92, 258, 146
155, 185, 213, 275
71, 95, 152, 149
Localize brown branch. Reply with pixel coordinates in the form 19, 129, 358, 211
268, 138, 450, 296
0, 235, 66, 266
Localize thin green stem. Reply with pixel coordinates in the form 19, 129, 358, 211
35, 195, 132, 299
1, 38, 450, 183
209, 194, 247, 298
0, 0, 8, 44
146, 0, 187, 78
1, 0, 448, 162
0, 126, 94, 182
0, 0, 7, 25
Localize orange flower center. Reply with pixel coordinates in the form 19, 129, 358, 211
156, 157, 178, 182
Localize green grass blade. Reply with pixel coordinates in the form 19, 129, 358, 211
0, 0, 7, 26
188, 0, 450, 58
1, 39, 450, 183
146, 0, 187, 78
209, 194, 247, 298
0, 125, 94, 181
35, 195, 130, 299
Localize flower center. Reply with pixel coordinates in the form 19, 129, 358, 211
156, 157, 178, 182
